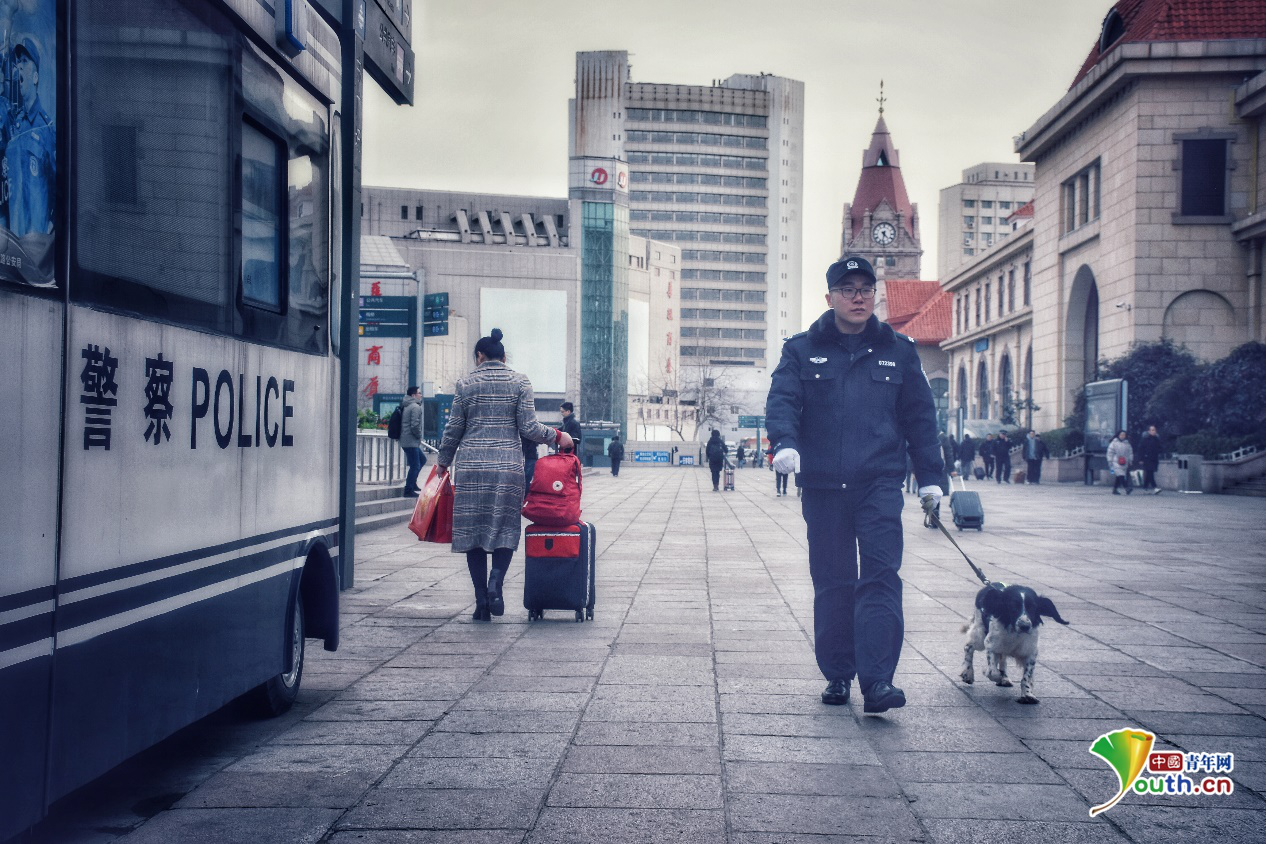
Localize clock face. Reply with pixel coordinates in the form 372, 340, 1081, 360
872, 222, 896, 246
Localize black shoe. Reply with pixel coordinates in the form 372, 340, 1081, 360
404, 491, 419, 498
472, 602, 490, 622
821, 680, 850, 705
1113, 489, 1121, 495
863, 681, 906, 713
487, 568, 507, 617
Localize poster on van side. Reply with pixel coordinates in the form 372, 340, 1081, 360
0, 0, 55, 289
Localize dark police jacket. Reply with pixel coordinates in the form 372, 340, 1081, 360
765, 312, 943, 491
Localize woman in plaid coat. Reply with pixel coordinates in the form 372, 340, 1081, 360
437, 329, 574, 620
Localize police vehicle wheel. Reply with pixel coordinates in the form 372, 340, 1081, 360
247, 600, 304, 717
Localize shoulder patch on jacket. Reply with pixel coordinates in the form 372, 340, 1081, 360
784, 330, 808, 342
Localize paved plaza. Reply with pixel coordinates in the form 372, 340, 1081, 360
26, 466, 1266, 843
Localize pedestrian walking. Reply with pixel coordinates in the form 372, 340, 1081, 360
1138, 425, 1162, 493
607, 435, 625, 476
705, 429, 728, 491
559, 401, 583, 453
775, 460, 790, 496
1106, 430, 1134, 495
981, 433, 996, 479
766, 256, 944, 714
436, 329, 575, 621
1024, 431, 1049, 483
995, 432, 1012, 484
399, 386, 427, 497
736, 444, 746, 468
958, 434, 976, 480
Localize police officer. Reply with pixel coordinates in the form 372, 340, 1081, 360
765, 256, 944, 713
7, 37, 54, 239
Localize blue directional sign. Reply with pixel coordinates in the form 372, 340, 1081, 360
358, 295, 415, 338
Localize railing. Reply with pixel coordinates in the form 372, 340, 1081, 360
1216, 444, 1260, 461
1058, 445, 1085, 459
356, 431, 438, 485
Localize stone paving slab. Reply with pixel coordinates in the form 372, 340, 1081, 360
21, 467, 1266, 843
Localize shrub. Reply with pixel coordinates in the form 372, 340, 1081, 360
1040, 427, 1083, 456
1097, 339, 1199, 436
357, 409, 380, 430
1195, 342, 1266, 439
1174, 431, 1262, 459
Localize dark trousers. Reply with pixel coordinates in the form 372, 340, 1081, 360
1113, 473, 1133, 493
611, 459, 621, 476
996, 458, 1011, 483
801, 482, 905, 692
1026, 458, 1042, 484
710, 460, 723, 488
775, 471, 789, 494
1142, 467, 1156, 489
403, 446, 424, 493
982, 456, 994, 478
524, 458, 537, 496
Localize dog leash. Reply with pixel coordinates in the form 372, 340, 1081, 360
925, 506, 993, 587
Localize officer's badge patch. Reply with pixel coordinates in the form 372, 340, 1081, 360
28, 153, 36, 177
809, 357, 828, 364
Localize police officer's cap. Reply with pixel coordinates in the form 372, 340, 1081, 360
13, 37, 39, 72
826, 256, 877, 288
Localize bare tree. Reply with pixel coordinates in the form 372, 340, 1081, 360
639, 359, 694, 442
679, 361, 741, 439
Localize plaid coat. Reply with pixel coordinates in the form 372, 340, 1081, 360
437, 361, 557, 552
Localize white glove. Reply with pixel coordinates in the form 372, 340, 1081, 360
772, 448, 799, 475
918, 485, 942, 514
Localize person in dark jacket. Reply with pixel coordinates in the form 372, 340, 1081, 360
522, 436, 539, 493
736, 444, 747, 467
1138, 425, 1162, 493
958, 434, 976, 480
559, 401, 583, 453
981, 433, 996, 479
765, 256, 944, 714
607, 435, 625, 476
1024, 430, 1049, 484
995, 432, 1012, 484
705, 429, 728, 491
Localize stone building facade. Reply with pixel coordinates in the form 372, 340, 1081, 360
1016, 0, 1266, 432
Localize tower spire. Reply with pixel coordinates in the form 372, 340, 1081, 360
876, 79, 885, 115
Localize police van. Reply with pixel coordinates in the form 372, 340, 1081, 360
0, 0, 360, 836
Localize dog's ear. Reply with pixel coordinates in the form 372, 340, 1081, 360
1035, 596, 1069, 625
980, 585, 1006, 619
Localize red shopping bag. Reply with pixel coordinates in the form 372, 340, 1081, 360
409, 467, 454, 543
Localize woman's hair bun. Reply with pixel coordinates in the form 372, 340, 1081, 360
490, 328, 503, 342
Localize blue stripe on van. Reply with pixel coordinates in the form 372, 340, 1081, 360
57, 517, 339, 593
0, 612, 55, 653
55, 535, 322, 634
0, 585, 56, 615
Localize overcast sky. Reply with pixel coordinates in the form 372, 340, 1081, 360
363, 0, 1112, 329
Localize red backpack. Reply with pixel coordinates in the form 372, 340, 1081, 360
522, 451, 582, 526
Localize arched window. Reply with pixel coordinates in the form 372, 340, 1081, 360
1084, 283, 1099, 384
999, 354, 1014, 423
1099, 9, 1126, 54
957, 366, 968, 410
977, 361, 990, 420
930, 377, 949, 433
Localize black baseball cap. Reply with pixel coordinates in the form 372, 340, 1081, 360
826, 256, 877, 288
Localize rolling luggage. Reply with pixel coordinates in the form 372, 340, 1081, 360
950, 489, 984, 531
524, 520, 596, 622
974, 466, 985, 480
723, 460, 735, 491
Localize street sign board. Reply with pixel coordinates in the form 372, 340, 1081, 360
737, 415, 765, 428
633, 451, 671, 463
360, 323, 412, 338
423, 322, 449, 337
358, 295, 415, 338
423, 292, 449, 309
423, 305, 449, 323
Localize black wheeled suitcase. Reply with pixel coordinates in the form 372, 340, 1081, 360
974, 466, 985, 480
950, 490, 984, 531
523, 521, 596, 622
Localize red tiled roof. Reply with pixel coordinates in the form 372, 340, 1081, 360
1008, 200, 1035, 220
883, 280, 941, 328
900, 289, 952, 346
848, 116, 917, 240
1072, 0, 1266, 87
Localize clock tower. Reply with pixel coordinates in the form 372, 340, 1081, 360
840, 93, 922, 279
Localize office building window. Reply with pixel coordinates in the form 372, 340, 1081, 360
1061, 159, 1100, 234
1023, 261, 1031, 306
1177, 136, 1230, 218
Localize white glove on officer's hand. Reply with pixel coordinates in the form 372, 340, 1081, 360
918, 485, 943, 514
772, 448, 799, 475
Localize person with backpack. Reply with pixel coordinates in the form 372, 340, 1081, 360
398, 386, 426, 497
607, 435, 625, 476
705, 429, 728, 491
436, 329, 575, 621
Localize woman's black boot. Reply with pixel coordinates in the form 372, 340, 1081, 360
467, 553, 491, 621
487, 566, 507, 617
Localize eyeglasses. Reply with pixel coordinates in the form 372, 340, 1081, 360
829, 287, 876, 299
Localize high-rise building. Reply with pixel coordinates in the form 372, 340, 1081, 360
571, 51, 804, 382
937, 162, 1035, 279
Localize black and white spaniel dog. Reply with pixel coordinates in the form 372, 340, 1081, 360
960, 584, 1069, 704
